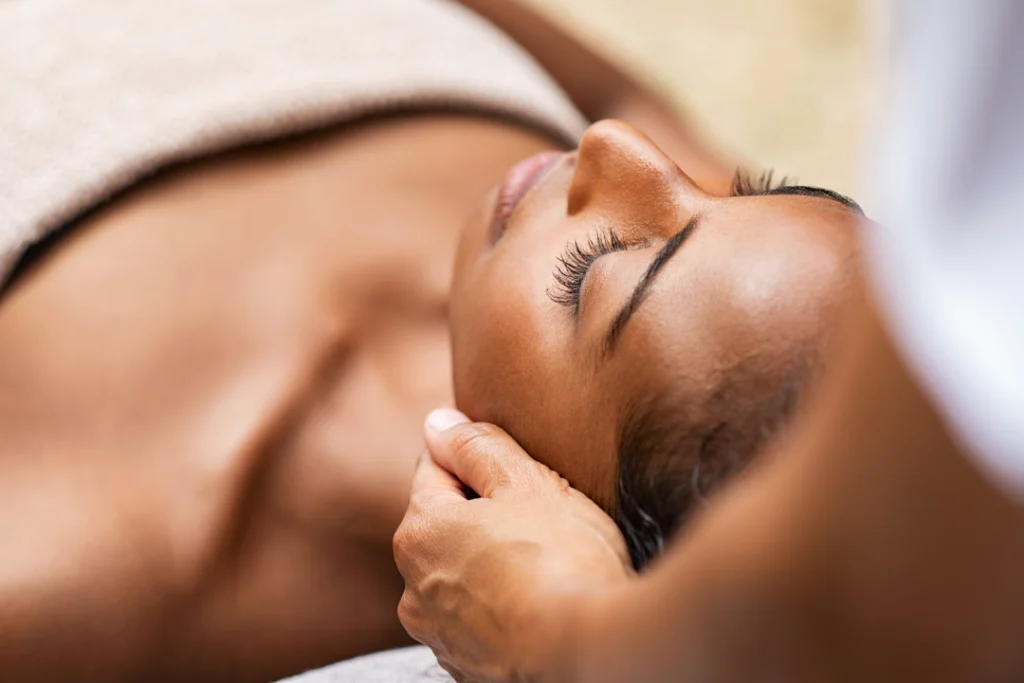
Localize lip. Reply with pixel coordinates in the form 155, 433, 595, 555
490, 150, 566, 243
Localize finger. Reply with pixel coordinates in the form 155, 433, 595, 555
423, 409, 543, 498
396, 592, 433, 647
395, 452, 468, 579
409, 449, 467, 505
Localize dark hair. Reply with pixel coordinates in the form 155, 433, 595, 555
611, 171, 862, 570
614, 368, 805, 571
731, 169, 865, 216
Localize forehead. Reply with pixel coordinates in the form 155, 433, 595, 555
603, 192, 858, 414
712, 192, 860, 243
452, 190, 859, 509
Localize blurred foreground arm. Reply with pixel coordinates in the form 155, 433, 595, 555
570, 288, 1024, 682
396, 291, 1024, 682
396, 1, 1024, 680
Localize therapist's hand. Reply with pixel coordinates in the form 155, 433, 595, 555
394, 409, 633, 683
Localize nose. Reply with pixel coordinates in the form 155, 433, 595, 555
567, 120, 700, 237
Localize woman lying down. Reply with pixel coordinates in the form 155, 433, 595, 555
286, 120, 864, 683
0, 0, 861, 681
448, 120, 861, 572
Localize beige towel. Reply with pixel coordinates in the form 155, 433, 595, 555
0, 0, 587, 285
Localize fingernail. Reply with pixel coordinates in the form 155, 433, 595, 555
425, 408, 470, 433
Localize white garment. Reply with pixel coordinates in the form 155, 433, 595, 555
868, 0, 1024, 499
277, 646, 450, 683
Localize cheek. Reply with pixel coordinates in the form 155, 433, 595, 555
449, 246, 620, 504
451, 195, 494, 296
447, 210, 622, 501
450, 242, 562, 423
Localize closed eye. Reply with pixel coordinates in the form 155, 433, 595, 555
547, 230, 628, 317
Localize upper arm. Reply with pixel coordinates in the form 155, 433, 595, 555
567, 289, 1024, 683
453, 0, 736, 191
453, 0, 631, 119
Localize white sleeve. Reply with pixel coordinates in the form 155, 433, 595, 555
867, 0, 1024, 500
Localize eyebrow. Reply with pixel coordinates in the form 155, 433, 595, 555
731, 169, 865, 216
765, 185, 865, 215
603, 215, 701, 356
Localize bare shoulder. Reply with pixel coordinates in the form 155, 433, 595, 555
0, 113, 559, 680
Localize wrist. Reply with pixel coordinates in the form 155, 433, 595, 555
519, 583, 626, 683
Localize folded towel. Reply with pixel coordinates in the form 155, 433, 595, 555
0, 0, 586, 285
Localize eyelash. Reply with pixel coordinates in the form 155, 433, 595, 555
548, 230, 627, 313
731, 168, 789, 196
545, 168, 790, 315
733, 168, 865, 214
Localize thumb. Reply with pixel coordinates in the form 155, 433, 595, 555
423, 409, 545, 499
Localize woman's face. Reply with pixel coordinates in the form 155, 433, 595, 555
449, 120, 860, 509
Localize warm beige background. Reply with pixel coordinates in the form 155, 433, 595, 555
525, 0, 883, 200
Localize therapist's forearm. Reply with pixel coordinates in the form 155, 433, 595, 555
551, 443, 831, 682
543, 288, 1024, 683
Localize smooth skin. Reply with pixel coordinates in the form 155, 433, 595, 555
395, 287, 1024, 683
0, 2, 729, 681
449, 119, 858, 508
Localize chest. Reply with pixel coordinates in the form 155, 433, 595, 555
0, 116, 555, 551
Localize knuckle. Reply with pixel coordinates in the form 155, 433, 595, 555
406, 490, 433, 516
447, 422, 502, 458
523, 459, 569, 496
448, 426, 516, 490
396, 592, 416, 625
539, 463, 565, 486
394, 512, 449, 577
392, 526, 408, 556
398, 594, 439, 650
392, 520, 421, 559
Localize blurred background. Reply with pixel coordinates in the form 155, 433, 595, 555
525, 0, 883, 200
